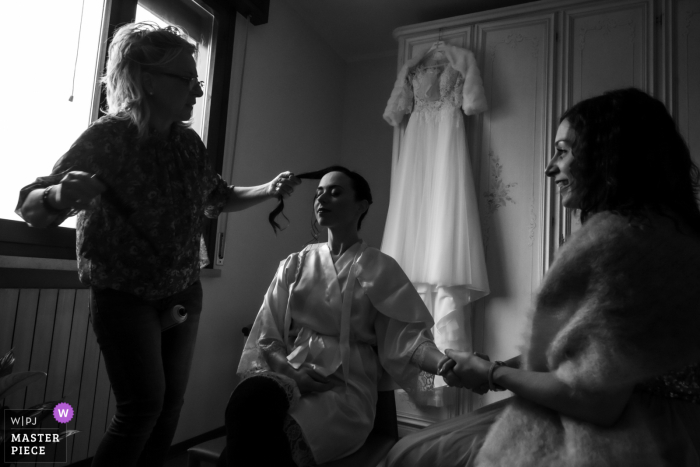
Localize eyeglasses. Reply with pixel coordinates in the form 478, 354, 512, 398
154, 72, 204, 91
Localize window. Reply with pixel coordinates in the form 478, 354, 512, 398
135, 0, 215, 143
0, 0, 264, 267
1, 0, 107, 229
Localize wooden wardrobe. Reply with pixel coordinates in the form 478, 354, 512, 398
388, 0, 700, 432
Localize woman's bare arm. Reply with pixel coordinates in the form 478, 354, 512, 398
492, 364, 634, 426
445, 349, 634, 426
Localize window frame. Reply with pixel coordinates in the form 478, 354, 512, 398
0, 0, 267, 271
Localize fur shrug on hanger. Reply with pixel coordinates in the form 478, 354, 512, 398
383, 44, 488, 127
476, 210, 700, 467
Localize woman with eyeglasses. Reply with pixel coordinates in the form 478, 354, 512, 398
16, 23, 299, 467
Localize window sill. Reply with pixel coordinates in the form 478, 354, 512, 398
0, 255, 221, 288
0, 255, 76, 271
201, 268, 221, 278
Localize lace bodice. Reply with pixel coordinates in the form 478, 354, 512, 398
410, 64, 464, 113
384, 45, 487, 126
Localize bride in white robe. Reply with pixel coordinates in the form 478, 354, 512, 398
229, 166, 457, 466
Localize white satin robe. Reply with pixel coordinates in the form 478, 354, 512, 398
237, 241, 435, 463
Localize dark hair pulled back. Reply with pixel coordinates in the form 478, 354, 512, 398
268, 166, 373, 237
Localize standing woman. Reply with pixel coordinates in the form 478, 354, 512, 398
386, 88, 700, 466
16, 23, 299, 467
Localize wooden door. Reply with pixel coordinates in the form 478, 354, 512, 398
471, 12, 556, 408
671, 0, 700, 169
559, 0, 657, 239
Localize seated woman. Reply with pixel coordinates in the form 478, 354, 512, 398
220, 166, 456, 467
386, 88, 700, 467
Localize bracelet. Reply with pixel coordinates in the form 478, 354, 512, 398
41, 186, 63, 214
488, 361, 506, 392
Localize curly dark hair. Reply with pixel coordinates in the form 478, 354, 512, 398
268, 166, 373, 239
561, 88, 700, 232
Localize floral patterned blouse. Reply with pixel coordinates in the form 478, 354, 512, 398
16, 114, 231, 300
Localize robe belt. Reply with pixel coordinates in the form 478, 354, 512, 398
286, 329, 377, 377
286, 329, 342, 377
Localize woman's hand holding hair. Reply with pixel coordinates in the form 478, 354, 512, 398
224, 171, 301, 214
266, 171, 301, 200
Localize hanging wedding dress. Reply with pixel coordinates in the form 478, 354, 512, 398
382, 43, 489, 371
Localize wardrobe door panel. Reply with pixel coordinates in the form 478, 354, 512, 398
472, 14, 555, 407
673, 0, 700, 169
563, 0, 655, 102
560, 0, 655, 238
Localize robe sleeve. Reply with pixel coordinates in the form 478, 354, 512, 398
539, 212, 700, 394
355, 248, 436, 393
443, 45, 488, 116
236, 253, 298, 376
383, 62, 415, 127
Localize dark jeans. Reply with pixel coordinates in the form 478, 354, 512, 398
89, 281, 203, 467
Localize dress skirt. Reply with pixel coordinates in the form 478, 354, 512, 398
385, 393, 700, 467
382, 104, 488, 296
384, 398, 509, 467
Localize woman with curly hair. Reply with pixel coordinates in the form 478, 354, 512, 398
16, 23, 299, 467
386, 88, 700, 467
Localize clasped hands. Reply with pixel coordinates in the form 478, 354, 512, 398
290, 363, 334, 395
289, 352, 495, 395
437, 350, 493, 394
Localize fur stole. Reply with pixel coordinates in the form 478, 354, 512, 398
476, 211, 700, 467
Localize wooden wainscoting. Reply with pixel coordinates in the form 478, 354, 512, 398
0, 287, 114, 466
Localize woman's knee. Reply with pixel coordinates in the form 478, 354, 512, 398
110, 396, 165, 435
225, 376, 288, 424
113, 383, 167, 427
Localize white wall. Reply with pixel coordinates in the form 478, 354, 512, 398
174, 0, 346, 442
175, 9, 402, 441
339, 56, 398, 248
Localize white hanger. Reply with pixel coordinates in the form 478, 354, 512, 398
429, 28, 446, 52
419, 28, 447, 68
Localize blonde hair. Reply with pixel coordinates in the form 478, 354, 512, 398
102, 22, 197, 140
